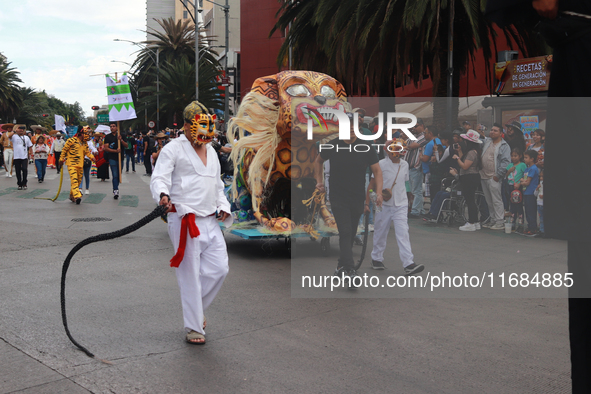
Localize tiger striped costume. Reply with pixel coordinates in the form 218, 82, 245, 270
60, 136, 94, 201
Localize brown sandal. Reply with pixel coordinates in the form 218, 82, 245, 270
186, 330, 206, 345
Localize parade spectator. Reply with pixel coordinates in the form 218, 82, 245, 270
423, 168, 459, 222
33, 135, 49, 183
518, 150, 540, 236
151, 132, 167, 169
143, 130, 155, 176
504, 121, 526, 154
1, 123, 14, 177
434, 130, 455, 172
479, 123, 511, 230
124, 131, 136, 173
505, 147, 526, 229
136, 134, 143, 164
10, 124, 33, 190
475, 124, 487, 139
405, 118, 429, 218
535, 169, 544, 237
50, 132, 66, 174
462, 121, 472, 132
103, 123, 128, 199
453, 129, 483, 231
421, 127, 443, 197
526, 128, 545, 169
315, 112, 383, 284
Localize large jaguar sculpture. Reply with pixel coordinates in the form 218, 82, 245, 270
228, 71, 350, 231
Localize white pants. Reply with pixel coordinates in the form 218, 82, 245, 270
168, 212, 229, 335
4, 149, 13, 175
371, 204, 414, 267
481, 178, 504, 225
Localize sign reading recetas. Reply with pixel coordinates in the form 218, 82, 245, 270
495, 55, 552, 95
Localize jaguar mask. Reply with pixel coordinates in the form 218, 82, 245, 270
183, 100, 216, 146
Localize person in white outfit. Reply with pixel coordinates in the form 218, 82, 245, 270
150, 101, 232, 345
366, 139, 424, 275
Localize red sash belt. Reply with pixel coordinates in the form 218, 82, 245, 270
170, 213, 200, 267
168, 205, 215, 268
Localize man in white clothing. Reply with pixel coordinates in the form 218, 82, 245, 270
367, 139, 424, 275
50, 132, 66, 174
150, 101, 232, 345
10, 124, 33, 190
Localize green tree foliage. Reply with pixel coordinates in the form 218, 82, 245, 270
273, 0, 546, 128
0, 55, 23, 122
1, 54, 86, 127
16, 88, 85, 128
139, 57, 223, 126
131, 17, 224, 128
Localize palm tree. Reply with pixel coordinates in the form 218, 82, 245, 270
138, 57, 224, 126
131, 17, 224, 127
15, 87, 48, 126
0, 57, 23, 122
273, 0, 546, 128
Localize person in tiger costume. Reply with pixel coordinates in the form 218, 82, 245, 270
60, 126, 94, 204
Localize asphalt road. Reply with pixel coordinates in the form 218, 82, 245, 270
0, 163, 571, 393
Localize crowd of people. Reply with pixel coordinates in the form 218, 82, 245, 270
345, 117, 546, 238
0, 121, 233, 198
313, 112, 547, 291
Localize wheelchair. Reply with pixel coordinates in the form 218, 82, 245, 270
431, 177, 490, 227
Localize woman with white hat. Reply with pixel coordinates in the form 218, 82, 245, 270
452, 129, 483, 231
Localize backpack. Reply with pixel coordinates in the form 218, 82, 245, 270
146, 137, 156, 154
510, 189, 523, 204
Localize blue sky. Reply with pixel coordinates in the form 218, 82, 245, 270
0, 0, 147, 117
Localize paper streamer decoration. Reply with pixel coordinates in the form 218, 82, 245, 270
106, 73, 137, 121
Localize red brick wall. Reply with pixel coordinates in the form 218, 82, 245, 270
240, 0, 285, 97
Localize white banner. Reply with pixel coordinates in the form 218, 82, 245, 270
54, 115, 67, 133
106, 73, 137, 122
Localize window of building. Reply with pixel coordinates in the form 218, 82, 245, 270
183, 10, 188, 19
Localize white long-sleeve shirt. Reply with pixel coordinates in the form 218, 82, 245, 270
150, 134, 233, 227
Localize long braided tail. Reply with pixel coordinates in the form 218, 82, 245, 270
60, 205, 168, 363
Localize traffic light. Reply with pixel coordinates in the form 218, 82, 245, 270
91, 106, 100, 110
42, 114, 49, 117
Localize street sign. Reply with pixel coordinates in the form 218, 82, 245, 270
221, 77, 230, 86
97, 114, 109, 123
148, 120, 155, 128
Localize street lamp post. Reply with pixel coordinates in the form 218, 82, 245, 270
114, 39, 160, 131
204, 0, 231, 126
195, 0, 199, 101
